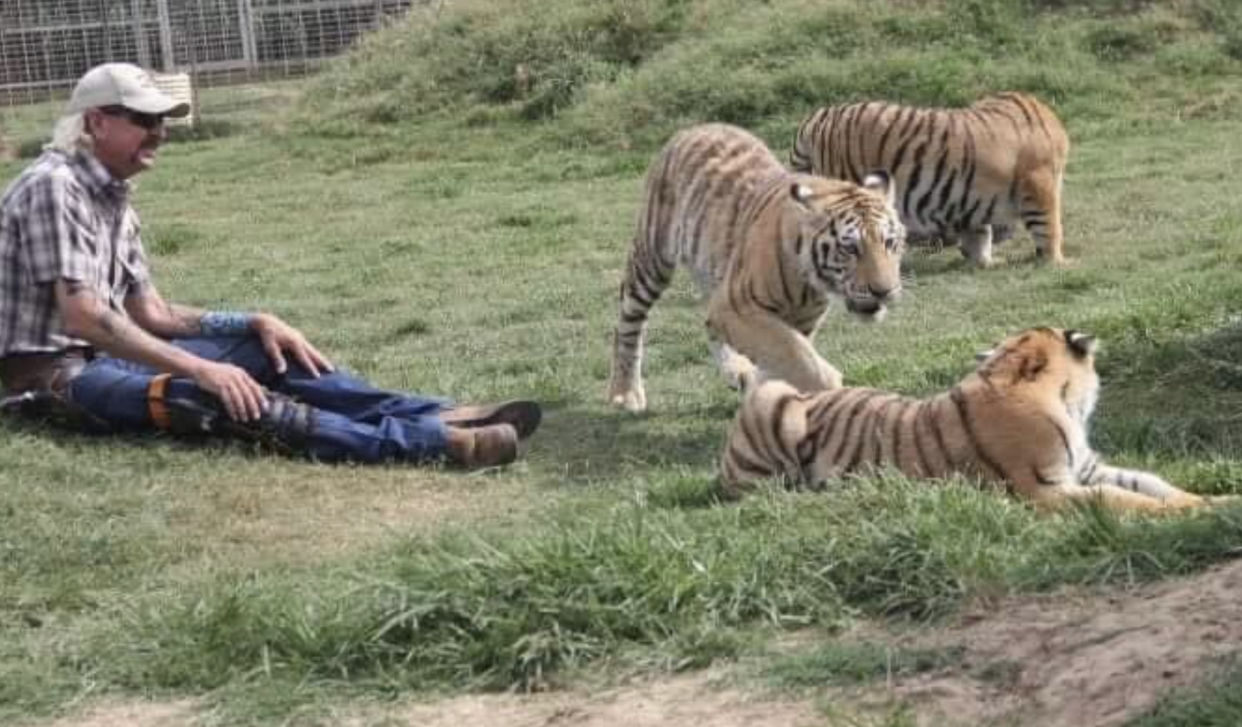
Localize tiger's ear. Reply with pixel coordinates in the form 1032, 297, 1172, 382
975, 347, 994, 363
862, 170, 894, 204
790, 183, 814, 209
1065, 330, 1097, 358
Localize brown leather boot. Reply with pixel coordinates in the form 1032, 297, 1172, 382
445, 423, 519, 468
440, 400, 542, 439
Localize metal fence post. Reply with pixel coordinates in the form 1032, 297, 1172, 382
237, 0, 258, 70
156, 0, 175, 71
132, 0, 153, 69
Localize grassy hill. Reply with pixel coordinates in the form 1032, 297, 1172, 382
4, 0, 1242, 725
295, 0, 1242, 150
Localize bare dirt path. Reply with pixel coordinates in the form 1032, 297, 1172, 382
886, 557, 1242, 727
27, 558, 1242, 727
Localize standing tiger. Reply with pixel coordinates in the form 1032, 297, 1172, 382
720, 327, 1234, 513
607, 123, 907, 413
790, 92, 1069, 266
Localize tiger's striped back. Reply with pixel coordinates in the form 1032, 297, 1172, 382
790, 92, 1069, 265
631, 123, 789, 293
719, 381, 957, 496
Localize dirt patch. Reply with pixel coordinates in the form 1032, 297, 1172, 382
882, 558, 1242, 727
372, 669, 823, 727
23, 671, 824, 727
28, 699, 196, 727
24, 559, 1242, 727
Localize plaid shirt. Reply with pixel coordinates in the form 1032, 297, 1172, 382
0, 150, 151, 357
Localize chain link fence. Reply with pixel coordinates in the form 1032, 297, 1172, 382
0, 0, 419, 107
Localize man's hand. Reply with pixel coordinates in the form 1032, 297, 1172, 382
252, 313, 334, 378
192, 360, 268, 422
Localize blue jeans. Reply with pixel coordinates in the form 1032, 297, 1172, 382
68, 335, 450, 463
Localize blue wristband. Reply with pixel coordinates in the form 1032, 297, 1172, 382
200, 311, 255, 337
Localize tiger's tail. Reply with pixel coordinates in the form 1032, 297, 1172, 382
789, 107, 829, 174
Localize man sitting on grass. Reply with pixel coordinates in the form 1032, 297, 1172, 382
0, 63, 540, 468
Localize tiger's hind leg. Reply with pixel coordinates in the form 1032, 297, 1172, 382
957, 227, 995, 267
1025, 465, 1220, 513
1027, 484, 1193, 513
1086, 464, 1228, 510
719, 380, 811, 499
607, 242, 676, 413
1018, 167, 1067, 265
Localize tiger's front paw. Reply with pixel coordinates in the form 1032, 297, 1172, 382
716, 346, 759, 392
726, 363, 760, 393
1037, 249, 1073, 267
608, 385, 647, 413
815, 360, 844, 391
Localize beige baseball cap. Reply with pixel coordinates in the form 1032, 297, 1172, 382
67, 63, 190, 117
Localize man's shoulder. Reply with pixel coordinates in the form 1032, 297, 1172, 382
2, 152, 87, 207
25, 151, 81, 186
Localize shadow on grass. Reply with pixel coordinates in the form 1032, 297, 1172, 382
901, 233, 1042, 277
528, 397, 735, 484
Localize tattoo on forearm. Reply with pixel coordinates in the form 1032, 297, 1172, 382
171, 305, 204, 334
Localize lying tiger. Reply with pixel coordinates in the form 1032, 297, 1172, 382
790, 92, 1069, 266
720, 327, 1232, 513
607, 123, 906, 413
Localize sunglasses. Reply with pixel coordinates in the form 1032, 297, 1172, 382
98, 105, 165, 131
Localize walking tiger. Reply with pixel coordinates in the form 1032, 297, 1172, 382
790, 92, 1069, 266
607, 123, 906, 413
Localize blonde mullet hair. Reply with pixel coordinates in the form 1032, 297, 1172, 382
46, 112, 93, 155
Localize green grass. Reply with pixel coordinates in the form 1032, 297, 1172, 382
767, 640, 966, 688
5, 0, 1242, 724
1124, 660, 1242, 727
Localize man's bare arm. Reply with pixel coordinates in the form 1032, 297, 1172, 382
56, 280, 267, 420
124, 286, 209, 338
124, 287, 331, 376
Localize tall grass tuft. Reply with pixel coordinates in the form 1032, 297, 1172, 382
96, 477, 1242, 692
300, 0, 695, 133
1124, 659, 1242, 726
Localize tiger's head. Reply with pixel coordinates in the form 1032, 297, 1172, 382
974, 327, 1100, 425
789, 172, 906, 322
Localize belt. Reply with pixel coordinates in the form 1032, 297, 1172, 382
0, 348, 93, 396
